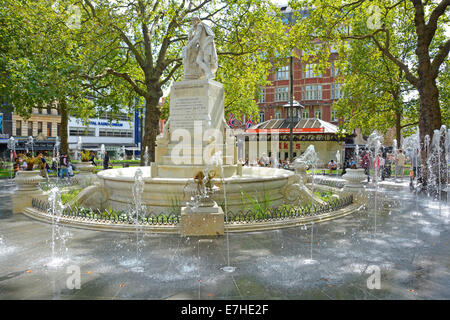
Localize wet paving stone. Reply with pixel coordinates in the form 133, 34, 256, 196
0, 179, 449, 299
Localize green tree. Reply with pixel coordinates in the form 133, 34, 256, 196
80, 0, 289, 164
332, 37, 417, 142
290, 0, 449, 183
1, 0, 131, 155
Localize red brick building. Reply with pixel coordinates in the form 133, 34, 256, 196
256, 6, 344, 125
257, 52, 343, 125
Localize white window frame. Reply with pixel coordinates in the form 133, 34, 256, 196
302, 85, 322, 100
276, 66, 289, 81
331, 83, 343, 99
259, 111, 265, 123
315, 108, 322, 119
302, 109, 309, 119
258, 88, 266, 103
275, 87, 289, 102
302, 64, 322, 78
331, 109, 337, 121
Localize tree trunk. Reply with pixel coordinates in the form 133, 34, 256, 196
140, 95, 162, 165
395, 108, 402, 143
59, 99, 69, 156
417, 75, 443, 188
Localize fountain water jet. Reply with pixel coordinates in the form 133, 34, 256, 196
130, 168, 145, 272
46, 187, 68, 268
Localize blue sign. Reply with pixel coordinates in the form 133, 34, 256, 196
0, 113, 3, 133
89, 121, 123, 127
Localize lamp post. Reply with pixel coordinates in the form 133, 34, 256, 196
289, 55, 294, 163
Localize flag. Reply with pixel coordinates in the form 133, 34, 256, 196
245, 118, 253, 129
227, 114, 236, 128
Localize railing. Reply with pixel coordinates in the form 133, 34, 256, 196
31, 195, 353, 226
226, 195, 353, 223
31, 198, 180, 225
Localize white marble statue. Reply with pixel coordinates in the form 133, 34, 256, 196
182, 17, 218, 80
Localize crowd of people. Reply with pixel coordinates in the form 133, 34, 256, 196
241, 153, 292, 169
9, 149, 114, 180
354, 148, 423, 186
238, 147, 424, 188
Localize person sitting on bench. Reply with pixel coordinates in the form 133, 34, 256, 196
328, 160, 337, 174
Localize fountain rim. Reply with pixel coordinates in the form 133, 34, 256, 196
96, 166, 296, 183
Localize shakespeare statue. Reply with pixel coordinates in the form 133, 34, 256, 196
182, 17, 218, 80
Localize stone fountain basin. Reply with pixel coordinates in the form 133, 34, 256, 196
96, 166, 297, 213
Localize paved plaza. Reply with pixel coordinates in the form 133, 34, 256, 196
0, 179, 449, 300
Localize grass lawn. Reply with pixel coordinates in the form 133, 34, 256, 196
0, 168, 12, 179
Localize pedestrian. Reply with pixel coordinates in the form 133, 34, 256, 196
259, 153, 270, 167
373, 153, 384, 181
361, 151, 371, 182
395, 149, 406, 181
89, 150, 97, 166
38, 153, 49, 179
349, 157, 356, 167
13, 157, 21, 177
103, 152, 110, 170
60, 153, 70, 180
328, 160, 337, 174
67, 160, 74, 178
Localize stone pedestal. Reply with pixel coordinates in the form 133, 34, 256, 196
180, 203, 224, 236
13, 170, 47, 214
75, 162, 95, 185
342, 168, 367, 204
154, 78, 237, 178
76, 162, 95, 176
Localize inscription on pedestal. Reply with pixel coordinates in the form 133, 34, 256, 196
171, 97, 206, 129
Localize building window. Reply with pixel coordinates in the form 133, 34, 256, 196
98, 129, 133, 137
98, 111, 129, 121
331, 109, 337, 121
276, 66, 289, 81
16, 120, 22, 136
47, 122, 52, 137
302, 64, 322, 78
275, 111, 281, 119
315, 107, 322, 119
69, 127, 95, 136
259, 111, 265, 123
28, 121, 33, 136
331, 83, 344, 99
258, 88, 266, 103
37, 122, 43, 134
302, 109, 309, 119
38, 108, 43, 114
46, 106, 51, 114
331, 62, 339, 77
275, 87, 289, 101
302, 85, 322, 100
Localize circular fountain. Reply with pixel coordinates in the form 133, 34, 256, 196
97, 163, 298, 214
20, 19, 360, 238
